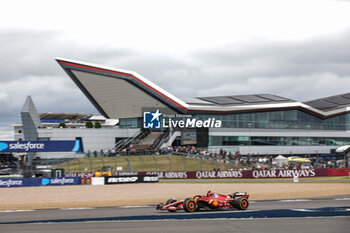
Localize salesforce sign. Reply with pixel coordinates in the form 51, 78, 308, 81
0, 140, 81, 152
0, 177, 81, 188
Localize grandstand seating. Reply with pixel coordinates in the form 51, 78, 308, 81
131, 132, 163, 150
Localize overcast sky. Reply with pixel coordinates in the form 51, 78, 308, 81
1, 0, 350, 140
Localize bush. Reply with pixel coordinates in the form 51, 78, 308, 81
58, 122, 66, 128
86, 121, 93, 128
94, 122, 102, 128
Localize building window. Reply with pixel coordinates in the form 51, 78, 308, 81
195, 110, 349, 130
119, 118, 138, 128
209, 136, 350, 146
37, 137, 50, 141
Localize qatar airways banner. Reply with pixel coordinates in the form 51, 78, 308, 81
0, 140, 80, 152
114, 169, 327, 179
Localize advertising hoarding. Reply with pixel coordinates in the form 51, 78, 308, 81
0, 177, 81, 188
0, 140, 80, 152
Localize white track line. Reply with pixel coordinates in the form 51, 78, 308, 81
119, 205, 152, 208
279, 199, 311, 202
334, 198, 350, 201
0, 210, 35, 213
59, 208, 95, 210
291, 208, 316, 212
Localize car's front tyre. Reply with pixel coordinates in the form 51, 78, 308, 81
183, 198, 197, 212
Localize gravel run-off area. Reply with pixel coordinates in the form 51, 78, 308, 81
0, 183, 350, 210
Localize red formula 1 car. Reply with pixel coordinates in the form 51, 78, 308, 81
156, 191, 249, 212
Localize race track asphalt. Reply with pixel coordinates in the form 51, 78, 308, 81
1, 195, 350, 233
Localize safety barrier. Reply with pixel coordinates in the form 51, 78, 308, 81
141, 169, 328, 179
69, 168, 350, 180
0, 177, 81, 188
2, 168, 343, 188
327, 168, 350, 176
90, 174, 159, 185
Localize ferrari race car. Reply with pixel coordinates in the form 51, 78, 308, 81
156, 191, 249, 212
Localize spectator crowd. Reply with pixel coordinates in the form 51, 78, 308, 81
83, 145, 346, 170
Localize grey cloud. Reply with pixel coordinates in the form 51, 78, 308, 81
102, 29, 350, 102
1, 28, 350, 139
0, 30, 134, 82
194, 30, 350, 76
180, 30, 350, 100
0, 30, 137, 139
196, 72, 350, 102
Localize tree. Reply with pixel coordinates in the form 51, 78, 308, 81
86, 121, 93, 128
94, 121, 102, 128
58, 122, 66, 128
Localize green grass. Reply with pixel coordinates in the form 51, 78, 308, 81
52, 155, 235, 173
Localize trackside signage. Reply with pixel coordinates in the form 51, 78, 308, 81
143, 109, 222, 129
114, 169, 327, 179
105, 175, 159, 184
0, 179, 23, 188
0, 177, 81, 188
0, 140, 80, 152
41, 177, 80, 186
69, 169, 330, 180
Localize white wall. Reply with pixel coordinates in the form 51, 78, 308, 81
209, 145, 336, 155
208, 127, 348, 155
35, 127, 140, 158
209, 127, 350, 137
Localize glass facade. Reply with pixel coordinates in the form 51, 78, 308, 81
119, 118, 138, 128
119, 110, 349, 130
119, 109, 350, 148
203, 110, 350, 148
209, 136, 350, 146
195, 110, 349, 130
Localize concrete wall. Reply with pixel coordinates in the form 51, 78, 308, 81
209, 145, 336, 155
34, 127, 140, 158
208, 127, 347, 155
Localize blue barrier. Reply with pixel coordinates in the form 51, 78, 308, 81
0, 140, 81, 152
0, 177, 81, 188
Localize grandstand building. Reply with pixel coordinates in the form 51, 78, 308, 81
14, 58, 350, 158
51, 58, 350, 156
14, 96, 139, 159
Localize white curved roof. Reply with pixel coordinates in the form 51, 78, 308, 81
56, 58, 350, 119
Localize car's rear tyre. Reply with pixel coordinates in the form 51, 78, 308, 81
183, 198, 197, 212
235, 197, 249, 210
